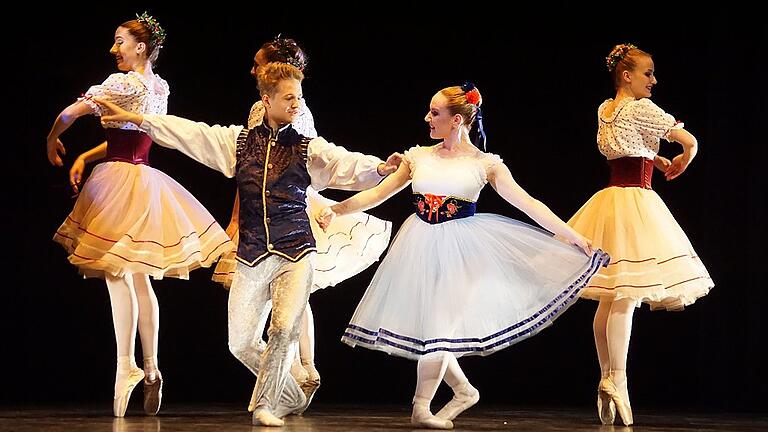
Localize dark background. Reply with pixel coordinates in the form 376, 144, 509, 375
9, 6, 766, 413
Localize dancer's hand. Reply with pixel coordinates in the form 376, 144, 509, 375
69, 157, 85, 194
568, 233, 594, 256
378, 152, 404, 176
315, 206, 336, 232
653, 155, 671, 173
94, 97, 143, 125
665, 153, 692, 181
47, 137, 66, 166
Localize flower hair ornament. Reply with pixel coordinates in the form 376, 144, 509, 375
460, 82, 487, 151
461, 82, 482, 106
136, 12, 166, 48
606, 43, 637, 71
271, 34, 307, 70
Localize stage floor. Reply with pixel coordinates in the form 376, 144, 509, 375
1, 404, 766, 431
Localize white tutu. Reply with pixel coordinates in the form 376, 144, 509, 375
342, 213, 610, 360
54, 161, 233, 279
568, 186, 713, 310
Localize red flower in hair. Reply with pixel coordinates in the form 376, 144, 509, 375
465, 88, 481, 106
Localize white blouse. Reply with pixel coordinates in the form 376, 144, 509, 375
597, 97, 683, 160
404, 145, 503, 202
82, 71, 169, 130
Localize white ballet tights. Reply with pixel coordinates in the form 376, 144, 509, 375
106, 274, 161, 389
415, 352, 451, 404
133, 274, 160, 381
594, 299, 612, 378
106, 274, 138, 357
594, 298, 635, 399
411, 352, 476, 428
299, 305, 317, 373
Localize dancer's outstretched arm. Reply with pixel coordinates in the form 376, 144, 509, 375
315, 162, 412, 230
96, 97, 240, 177
488, 163, 593, 255
307, 138, 387, 192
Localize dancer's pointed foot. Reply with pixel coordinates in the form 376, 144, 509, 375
599, 376, 633, 426
113, 368, 145, 417
435, 382, 479, 421
143, 371, 163, 416
597, 379, 616, 425
412, 399, 453, 429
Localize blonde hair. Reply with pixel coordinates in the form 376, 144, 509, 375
439, 86, 482, 127
256, 62, 304, 97
607, 44, 652, 88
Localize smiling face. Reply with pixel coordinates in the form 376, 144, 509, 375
255, 62, 305, 127
109, 26, 144, 71
263, 78, 303, 126
624, 55, 657, 98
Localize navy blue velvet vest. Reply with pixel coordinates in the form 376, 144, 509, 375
235, 122, 315, 265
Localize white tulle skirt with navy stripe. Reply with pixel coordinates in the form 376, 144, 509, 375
342, 213, 610, 360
